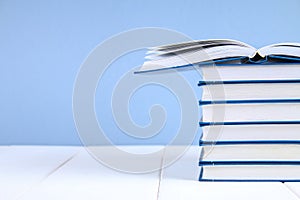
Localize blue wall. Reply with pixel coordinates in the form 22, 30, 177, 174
1, 0, 300, 145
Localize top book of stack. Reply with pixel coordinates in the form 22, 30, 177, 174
136, 39, 300, 73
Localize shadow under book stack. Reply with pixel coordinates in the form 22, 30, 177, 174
198, 64, 300, 182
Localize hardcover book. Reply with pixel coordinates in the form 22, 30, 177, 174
137, 39, 300, 73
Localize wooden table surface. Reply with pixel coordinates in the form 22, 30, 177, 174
1, 146, 299, 200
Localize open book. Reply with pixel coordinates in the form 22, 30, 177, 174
137, 39, 300, 73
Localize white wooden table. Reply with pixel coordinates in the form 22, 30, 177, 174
1, 146, 299, 200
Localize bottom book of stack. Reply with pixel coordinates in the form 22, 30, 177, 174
199, 143, 300, 181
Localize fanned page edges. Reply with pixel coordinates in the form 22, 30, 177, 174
137, 39, 300, 73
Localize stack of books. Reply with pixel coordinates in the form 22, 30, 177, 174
198, 64, 300, 181
137, 39, 300, 181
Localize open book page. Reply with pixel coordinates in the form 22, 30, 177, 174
138, 39, 256, 72
138, 39, 300, 72
257, 43, 300, 59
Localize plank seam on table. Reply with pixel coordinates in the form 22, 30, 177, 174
39, 151, 80, 182
284, 183, 300, 199
156, 147, 166, 200
15, 149, 80, 200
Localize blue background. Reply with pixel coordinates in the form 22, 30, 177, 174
1, 0, 300, 145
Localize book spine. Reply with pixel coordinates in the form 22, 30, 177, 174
198, 79, 300, 86
199, 178, 300, 182
199, 99, 300, 105
199, 121, 300, 127
199, 140, 300, 146
199, 161, 300, 166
